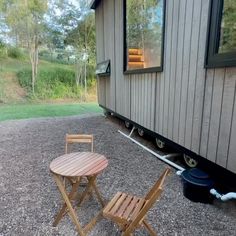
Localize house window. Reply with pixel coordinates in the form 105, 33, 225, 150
206, 0, 236, 68
124, 0, 165, 73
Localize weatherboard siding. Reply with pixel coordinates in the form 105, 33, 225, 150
94, 0, 236, 174
95, 0, 106, 107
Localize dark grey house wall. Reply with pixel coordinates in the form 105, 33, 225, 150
94, 0, 236, 174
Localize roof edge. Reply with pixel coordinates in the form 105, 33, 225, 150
90, 0, 101, 9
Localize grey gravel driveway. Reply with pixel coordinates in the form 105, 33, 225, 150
0, 114, 236, 236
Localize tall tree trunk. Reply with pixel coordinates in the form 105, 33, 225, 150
84, 59, 87, 97
30, 47, 35, 94
29, 35, 39, 94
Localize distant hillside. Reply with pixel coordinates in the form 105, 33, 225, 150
0, 58, 97, 104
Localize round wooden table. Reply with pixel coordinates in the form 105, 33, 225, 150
50, 152, 108, 236
50, 152, 108, 177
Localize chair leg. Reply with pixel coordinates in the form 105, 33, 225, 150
122, 232, 134, 236
143, 220, 157, 236
122, 225, 135, 236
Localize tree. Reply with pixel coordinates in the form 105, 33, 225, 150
53, 0, 96, 100
65, 12, 96, 97
0, 0, 48, 94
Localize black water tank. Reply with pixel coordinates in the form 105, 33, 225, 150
181, 168, 214, 203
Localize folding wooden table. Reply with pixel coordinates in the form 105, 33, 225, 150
50, 152, 108, 236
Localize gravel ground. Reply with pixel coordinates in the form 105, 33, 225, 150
0, 114, 236, 236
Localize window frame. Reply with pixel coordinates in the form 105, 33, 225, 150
123, 0, 166, 74
205, 0, 236, 68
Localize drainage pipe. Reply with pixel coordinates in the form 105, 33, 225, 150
118, 130, 185, 172
210, 189, 236, 201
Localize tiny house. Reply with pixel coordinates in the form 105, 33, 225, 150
90, 0, 236, 179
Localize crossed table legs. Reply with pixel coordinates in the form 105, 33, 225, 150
52, 174, 105, 236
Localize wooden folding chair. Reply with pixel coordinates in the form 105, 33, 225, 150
65, 134, 94, 154
64, 134, 94, 188
103, 167, 171, 236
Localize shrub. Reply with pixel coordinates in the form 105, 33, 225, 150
17, 69, 32, 89
8, 47, 24, 59
0, 41, 7, 59
17, 66, 82, 99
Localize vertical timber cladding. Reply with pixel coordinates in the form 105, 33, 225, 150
200, 68, 236, 173
130, 73, 156, 131
95, 0, 106, 107
103, 0, 115, 110
115, 0, 131, 119
155, 0, 210, 152
95, 0, 236, 173
227, 68, 236, 173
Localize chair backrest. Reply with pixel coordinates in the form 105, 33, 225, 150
125, 167, 171, 235
144, 167, 171, 201
65, 134, 94, 154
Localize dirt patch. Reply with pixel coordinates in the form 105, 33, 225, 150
0, 115, 235, 236
0, 72, 26, 103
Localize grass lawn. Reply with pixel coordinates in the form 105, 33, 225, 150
0, 103, 102, 122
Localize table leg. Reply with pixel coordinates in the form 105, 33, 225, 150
53, 174, 85, 236
78, 175, 105, 207
53, 177, 80, 226
91, 179, 105, 207
83, 210, 103, 234
78, 176, 96, 206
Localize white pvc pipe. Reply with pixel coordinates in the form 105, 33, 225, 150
119, 130, 236, 202
210, 189, 236, 201
118, 130, 185, 172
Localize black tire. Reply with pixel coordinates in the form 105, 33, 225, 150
183, 154, 198, 168
124, 120, 132, 129
155, 138, 165, 149
137, 128, 145, 137
103, 109, 111, 117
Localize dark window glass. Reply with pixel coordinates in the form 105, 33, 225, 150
125, 0, 164, 72
206, 0, 236, 68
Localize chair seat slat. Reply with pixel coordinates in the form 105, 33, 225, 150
109, 193, 127, 215
116, 195, 134, 218
129, 199, 146, 221
122, 196, 141, 219
103, 192, 123, 214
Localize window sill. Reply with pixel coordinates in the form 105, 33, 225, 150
123, 66, 163, 75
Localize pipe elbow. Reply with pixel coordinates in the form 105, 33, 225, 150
210, 189, 222, 199
221, 192, 236, 201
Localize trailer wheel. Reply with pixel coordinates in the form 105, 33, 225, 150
124, 121, 132, 129
183, 154, 198, 168
137, 128, 144, 137
155, 138, 165, 149
103, 109, 111, 117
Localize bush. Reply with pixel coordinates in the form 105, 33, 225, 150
17, 69, 32, 89
17, 66, 82, 99
8, 47, 24, 59
0, 41, 7, 59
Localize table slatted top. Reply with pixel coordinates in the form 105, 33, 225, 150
50, 152, 108, 177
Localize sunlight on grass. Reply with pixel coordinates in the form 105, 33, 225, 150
0, 103, 102, 121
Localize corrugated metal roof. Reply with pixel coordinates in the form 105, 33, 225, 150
90, 0, 101, 9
